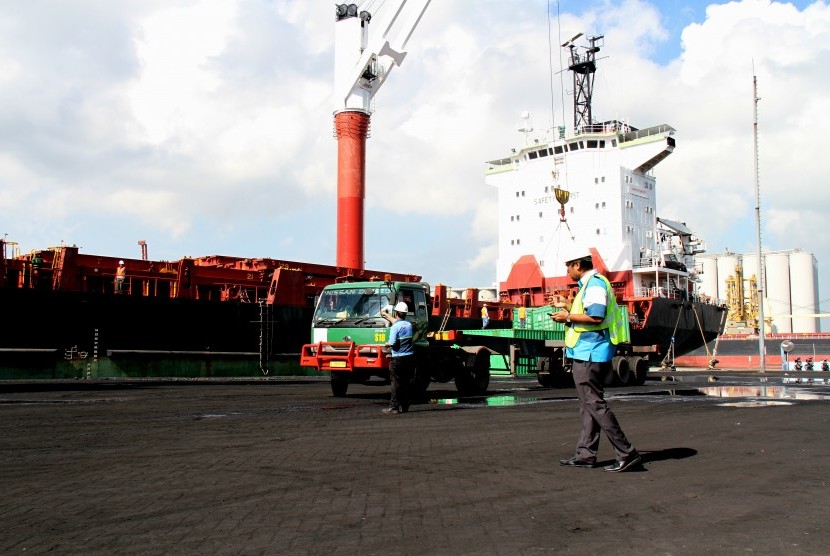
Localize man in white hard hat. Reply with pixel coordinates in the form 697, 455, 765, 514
383, 300, 414, 414
115, 260, 126, 294
550, 248, 641, 472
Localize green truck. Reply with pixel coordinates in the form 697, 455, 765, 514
297, 279, 621, 397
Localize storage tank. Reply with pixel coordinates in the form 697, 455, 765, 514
765, 251, 792, 333
789, 250, 819, 333
716, 253, 740, 305
742, 253, 761, 286
698, 256, 719, 302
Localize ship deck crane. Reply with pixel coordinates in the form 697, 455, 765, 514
332, 1, 431, 271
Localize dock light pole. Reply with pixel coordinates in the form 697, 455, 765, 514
332, 1, 431, 270
753, 74, 766, 372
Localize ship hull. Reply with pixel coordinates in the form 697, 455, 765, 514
631, 297, 727, 360
0, 288, 313, 379
675, 334, 830, 369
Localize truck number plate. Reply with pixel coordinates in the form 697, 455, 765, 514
329, 361, 347, 368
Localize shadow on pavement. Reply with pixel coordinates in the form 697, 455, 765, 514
640, 447, 698, 463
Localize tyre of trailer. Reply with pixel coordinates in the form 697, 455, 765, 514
603, 357, 619, 386
613, 356, 631, 385
536, 356, 571, 388
455, 346, 490, 396
628, 356, 649, 386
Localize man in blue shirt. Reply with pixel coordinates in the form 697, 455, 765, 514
384, 301, 415, 414
550, 250, 641, 472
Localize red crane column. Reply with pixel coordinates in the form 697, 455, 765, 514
334, 110, 370, 270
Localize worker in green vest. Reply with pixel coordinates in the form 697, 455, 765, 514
550, 247, 640, 473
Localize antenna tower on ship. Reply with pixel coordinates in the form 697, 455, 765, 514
332, 1, 431, 270
563, 33, 603, 132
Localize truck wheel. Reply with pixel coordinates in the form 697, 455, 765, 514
330, 373, 349, 397
613, 356, 631, 385
455, 347, 490, 396
628, 356, 649, 386
411, 362, 431, 400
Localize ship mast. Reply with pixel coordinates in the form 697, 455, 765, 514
332, 1, 431, 270
753, 73, 766, 371
564, 33, 603, 132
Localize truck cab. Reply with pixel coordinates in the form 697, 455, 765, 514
301, 281, 431, 396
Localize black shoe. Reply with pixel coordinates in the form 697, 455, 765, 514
559, 456, 597, 468
604, 452, 642, 472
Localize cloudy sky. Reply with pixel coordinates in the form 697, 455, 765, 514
1, 0, 828, 312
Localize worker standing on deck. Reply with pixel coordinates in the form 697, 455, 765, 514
481, 304, 489, 329
384, 301, 414, 414
115, 260, 126, 294
551, 249, 641, 472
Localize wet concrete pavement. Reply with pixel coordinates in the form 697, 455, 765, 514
1, 370, 829, 554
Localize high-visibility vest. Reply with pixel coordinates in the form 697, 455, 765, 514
564, 273, 630, 348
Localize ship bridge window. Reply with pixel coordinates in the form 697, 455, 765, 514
587, 140, 598, 149
529, 151, 538, 160
538, 149, 549, 157
599, 140, 606, 148
611, 139, 617, 147
522, 191, 525, 196
568, 143, 579, 151
553, 146, 564, 155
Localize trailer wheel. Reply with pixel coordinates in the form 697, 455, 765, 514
536, 357, 556, 388
628, 356, 649, 386
455, 347, 490, 396
613, 356, 631, 385
536, 356, 571, 388
330, 373, 349, 397
603, 358, 620, 386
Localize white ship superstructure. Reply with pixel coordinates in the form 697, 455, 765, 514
485, 118, 708, 298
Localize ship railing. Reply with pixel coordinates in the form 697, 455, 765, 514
634, 286, 685, 300
619, 124, 675, 144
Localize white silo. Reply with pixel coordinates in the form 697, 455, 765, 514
716, 253, 740, 305
698, 255, 719, 302
742, 253, 761, 286
765, 251, 792, 333
789, 250, 819, 333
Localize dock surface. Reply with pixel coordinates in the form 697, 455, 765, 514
1, 372, 829, 554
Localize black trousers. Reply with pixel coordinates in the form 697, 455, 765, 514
389, 355, 415, 410
571, 359, 636, 460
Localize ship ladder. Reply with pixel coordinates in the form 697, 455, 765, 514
437, 305, 452, 333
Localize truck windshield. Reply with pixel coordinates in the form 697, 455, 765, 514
313, 286, 394, 323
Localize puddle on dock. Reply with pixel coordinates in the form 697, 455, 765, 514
432, 394, 545, 408
619, 385, 830, 403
